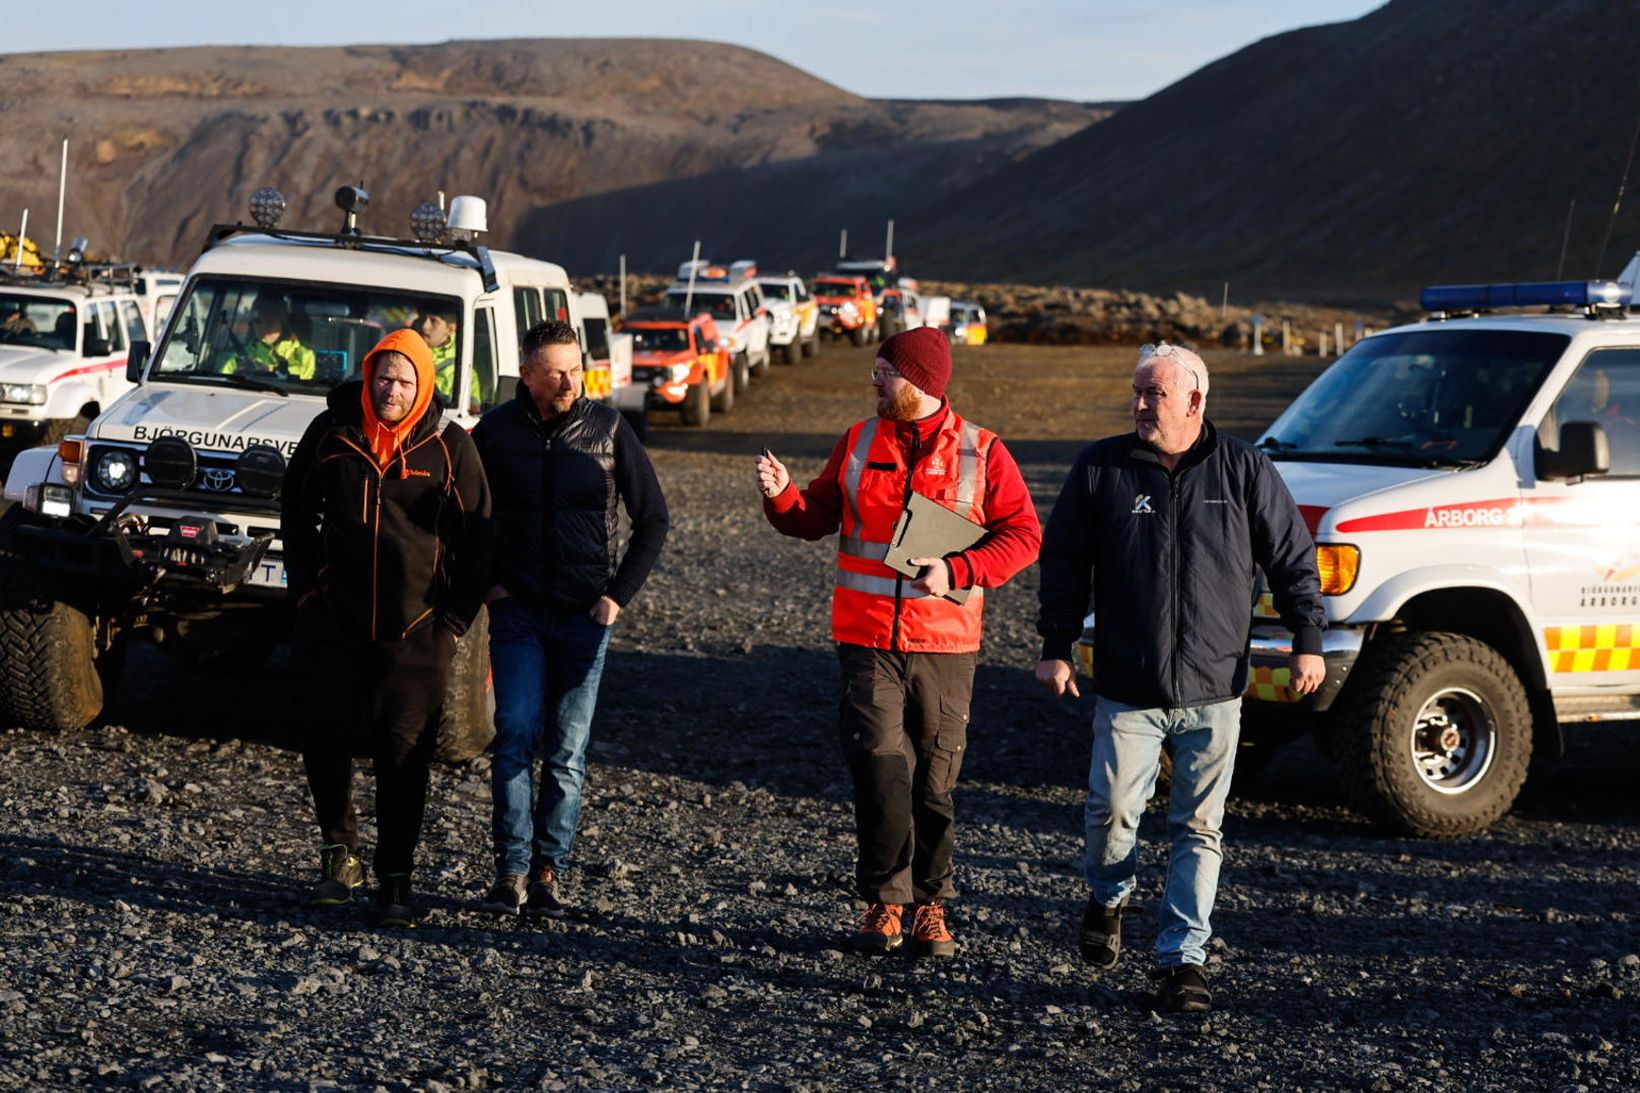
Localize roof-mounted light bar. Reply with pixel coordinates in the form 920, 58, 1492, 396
1421, 279, 1632, 313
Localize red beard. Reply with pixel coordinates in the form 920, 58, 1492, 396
877, 383, 923, 422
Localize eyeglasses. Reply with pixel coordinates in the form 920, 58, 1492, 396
1138, 341, 1202, 391
870, 365, 903, 382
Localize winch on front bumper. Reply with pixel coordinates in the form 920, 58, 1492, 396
15, 488, 278, 595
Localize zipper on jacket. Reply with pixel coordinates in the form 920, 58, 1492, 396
371, 472, 384, 641
1169, 472, 1182, 709
890, 425, 920, 651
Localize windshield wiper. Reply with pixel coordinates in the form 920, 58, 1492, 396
1257, 437, 1296, 451
1333, 436, 1413, 451
199, 372, 289, 397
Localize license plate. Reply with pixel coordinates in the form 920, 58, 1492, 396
247, 558, 286, 588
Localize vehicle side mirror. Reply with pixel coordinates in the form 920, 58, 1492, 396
1540, 420, 1610, 482
126, 339, 150, 383
84, 334, 112, 358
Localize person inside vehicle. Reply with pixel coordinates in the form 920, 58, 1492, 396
0, 300, 37, 340
413, 303, 475, 406
222, 296, 315, 378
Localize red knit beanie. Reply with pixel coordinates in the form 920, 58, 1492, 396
878, 327, 952, 400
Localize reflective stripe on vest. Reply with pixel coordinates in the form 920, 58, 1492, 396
838, 533, 889, 561
835, 568, 986, 600
840, 419, 878, 531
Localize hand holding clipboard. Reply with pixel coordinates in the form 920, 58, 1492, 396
882, 492, 988, 604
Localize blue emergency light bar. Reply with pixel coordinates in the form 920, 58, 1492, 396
1420, 279, 1632, 312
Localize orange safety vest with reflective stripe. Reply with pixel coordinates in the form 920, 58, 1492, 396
834, 412, 993, 653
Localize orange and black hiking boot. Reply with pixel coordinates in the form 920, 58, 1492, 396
911, 902, 955, 958
855, 902, 904, 954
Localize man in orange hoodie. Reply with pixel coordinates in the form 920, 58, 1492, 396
282, 329, 493, 926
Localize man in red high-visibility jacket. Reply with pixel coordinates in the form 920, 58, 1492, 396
756, 327, 1041, 957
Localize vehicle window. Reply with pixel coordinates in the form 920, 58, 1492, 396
664, 291, 737, 321
759, 281, 791, 301
150, 277, 463, 395
797, 283, 811, 303
543, 289, 570, 324
513, 287, 543, 333
748, 284, 764, 310
1544, 348, 1640, 477
1261, 330, 1569, 467
154, 294, 177, 328
628, 327, 688, 352
120, 300, 146, 344
585, 316, 610, 359
93, 301, 127, 353
473, 305, 500, 414
0, 294, 75, 350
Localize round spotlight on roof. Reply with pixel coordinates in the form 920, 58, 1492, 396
410, 203, 448, 244
66, 236, 88, 266
250, 188, 287, 230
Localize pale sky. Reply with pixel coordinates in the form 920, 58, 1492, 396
9, 0, 1383, 101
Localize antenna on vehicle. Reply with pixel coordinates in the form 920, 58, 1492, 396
838, 229, 847, 260
884, 219, 894, 265
683, 240, 701, 318
13, 208, 27, 270
1595, 111, 1640, 277
51, 139, 67, 267
1556, 198, 1577, 280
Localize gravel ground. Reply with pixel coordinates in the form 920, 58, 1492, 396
1, 344, 1636, 1090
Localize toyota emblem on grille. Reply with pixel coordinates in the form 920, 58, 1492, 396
201, 468, 235, 492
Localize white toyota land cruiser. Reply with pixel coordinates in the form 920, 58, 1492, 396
0, 186, 596, 761
1080, 260, 1640, 837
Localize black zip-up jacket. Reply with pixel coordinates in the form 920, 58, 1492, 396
472, 386, 669, 612
1037, 420, 1324, 709
281, 382, 494, 642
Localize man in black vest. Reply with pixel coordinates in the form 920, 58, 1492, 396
472, 319, 669, 916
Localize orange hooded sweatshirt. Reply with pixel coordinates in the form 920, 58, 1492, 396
359, 328, 438, 472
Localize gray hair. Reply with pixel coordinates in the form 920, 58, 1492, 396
1138, 341, 1209, 397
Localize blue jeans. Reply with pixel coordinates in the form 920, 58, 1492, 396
1083, 695, 1241, 968
488, 599, 612, 876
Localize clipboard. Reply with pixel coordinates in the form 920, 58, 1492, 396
883, 491, 987, 604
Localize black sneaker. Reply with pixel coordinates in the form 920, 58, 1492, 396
480, 873, 527, 916
375, 874, 423, 928
525, 866, 567, 918
308, 844, 365, 907
1156, 964, 1213, 1013
1079, 894, 1128, 968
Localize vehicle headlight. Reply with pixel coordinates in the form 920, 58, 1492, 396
841, 302, 858, 318
1316, 544, 1360, 595
668, 363, 691, 381
3, 383, 46, 405
92, 446, 140, 494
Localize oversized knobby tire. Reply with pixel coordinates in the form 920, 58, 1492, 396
710, 364, 735, 413
848, 324, 865, 348
679, 379, 711, 427
1326, 631, 1532, 838
802, 328, 820, 358
781, 340, 800, 365
437, 606, 494, 764
751, 348, 770, 380
0, 556, 113, 732
732, 352, 750, 395
40, 414, 92, 448
880, 316, 902, 341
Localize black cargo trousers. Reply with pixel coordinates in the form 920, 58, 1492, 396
293, 602, 456, 879
837, 643, 976, 905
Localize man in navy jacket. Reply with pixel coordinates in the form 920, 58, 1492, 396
1036, 342, 1324, 1013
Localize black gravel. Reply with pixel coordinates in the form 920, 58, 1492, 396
1, 348, 1637, 1089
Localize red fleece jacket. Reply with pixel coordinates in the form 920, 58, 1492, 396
763, 403, 1041, 590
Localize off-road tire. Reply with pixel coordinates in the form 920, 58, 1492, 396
437, 607, 494, 764
880, 316, 902, 341
781, 340, 800, 365
803, 328, 820, 358
848, 325, 865, 348
680, 380, 711, 427
711, 365, 735, 413
732, 353, 750, 395
40, 414, 92, 448
1327, 631, 1531, 838
0, 555, 111, 732
751, 348, 770, 380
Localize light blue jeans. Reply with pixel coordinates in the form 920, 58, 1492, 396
1084, 695, 1241, 968
488, 600, 612, 876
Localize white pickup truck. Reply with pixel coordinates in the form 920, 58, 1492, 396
664, 259, 772, 392
0, 186, 599, 761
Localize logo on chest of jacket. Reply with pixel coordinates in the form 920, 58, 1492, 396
401, 468, 432, 478
1132, 494, 1154, 515
927, 455, 949, 475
